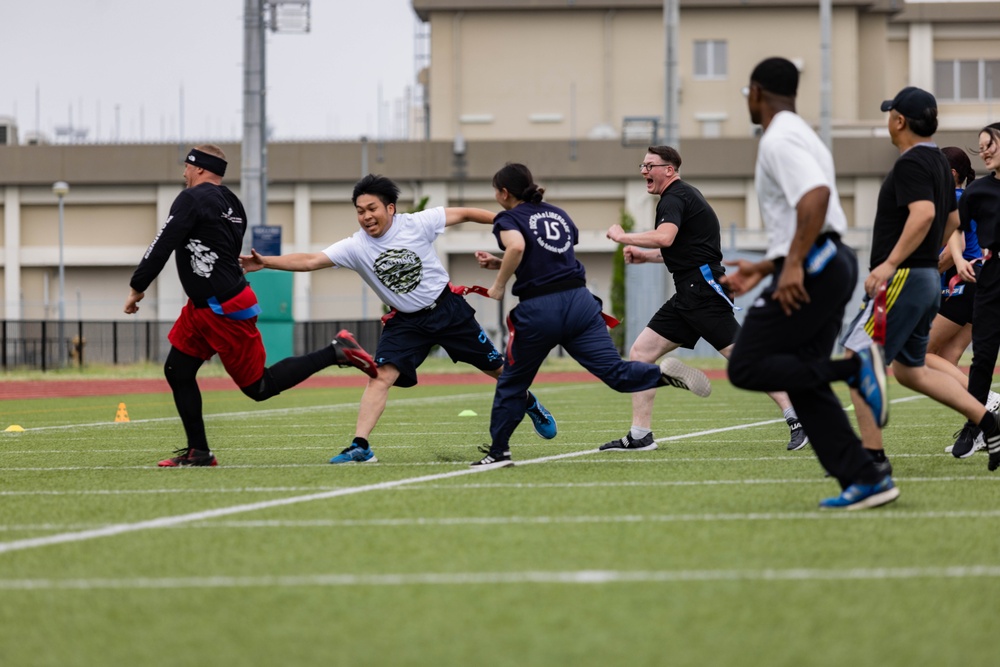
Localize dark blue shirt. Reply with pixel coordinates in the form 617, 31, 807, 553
493, 201, 587, 298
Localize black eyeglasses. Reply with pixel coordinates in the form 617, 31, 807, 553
639, 163, 671, 172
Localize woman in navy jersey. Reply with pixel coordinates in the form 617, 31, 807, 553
469, 163, 708, 469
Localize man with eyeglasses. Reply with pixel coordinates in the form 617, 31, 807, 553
602, 145, 805, 453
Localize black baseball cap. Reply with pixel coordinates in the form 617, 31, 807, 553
880, 86, 937, 117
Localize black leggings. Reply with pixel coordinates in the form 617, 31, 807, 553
163, 343, 339, 449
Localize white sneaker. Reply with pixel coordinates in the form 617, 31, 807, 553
987, 390, 1000, 414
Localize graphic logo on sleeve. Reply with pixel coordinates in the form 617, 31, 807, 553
528, 211, 573, 254
221, 207, 243, 225
186, 239, 219, 278
373, 248, 422, 294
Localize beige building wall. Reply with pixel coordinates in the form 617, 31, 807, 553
423, 1, 998, 142
2, 1, 998, 326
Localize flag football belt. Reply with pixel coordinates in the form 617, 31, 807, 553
699, 264, 741, 311
449, 283, 621, 328
206, 295, 261, 320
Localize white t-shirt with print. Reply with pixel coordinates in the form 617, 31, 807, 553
755, 110, 848, 260
322, 207, 450, 313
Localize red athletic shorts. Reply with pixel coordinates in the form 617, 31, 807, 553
167, 286, 266, 388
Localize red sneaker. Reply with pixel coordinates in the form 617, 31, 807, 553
158, 448, 218, 467
333, 330, 378, 378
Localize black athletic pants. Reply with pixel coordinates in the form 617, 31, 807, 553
968, 256, 1000, 406
728, 239, 881, 488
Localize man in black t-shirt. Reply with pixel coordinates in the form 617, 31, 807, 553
840, 87, 1000, 470
602, 145, 805, 453
124, 145, 376, 468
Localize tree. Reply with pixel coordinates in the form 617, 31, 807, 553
610, 208, 635, 353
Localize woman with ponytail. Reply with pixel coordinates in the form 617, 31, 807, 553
469, 163, 709, 469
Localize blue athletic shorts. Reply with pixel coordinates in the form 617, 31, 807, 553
376, 290, 503, 387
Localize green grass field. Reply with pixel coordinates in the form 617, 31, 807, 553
1, 368, 997, 666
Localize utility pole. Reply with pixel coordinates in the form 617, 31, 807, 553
242, 0, 311, 252
819, 0, 832, 148
663, 0, 680, 149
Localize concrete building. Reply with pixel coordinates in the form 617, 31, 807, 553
0, 1, 997, 351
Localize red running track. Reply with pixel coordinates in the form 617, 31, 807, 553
0, 369, 733, 400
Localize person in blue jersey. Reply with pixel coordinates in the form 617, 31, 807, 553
469, 163, 710, 470
930, 147, 981, 370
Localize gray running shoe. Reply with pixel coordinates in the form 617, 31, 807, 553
659, 358, 711, 397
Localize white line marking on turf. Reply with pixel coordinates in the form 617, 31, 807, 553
1, 475, 992, 498
0, 386, 575, 433
6, 508, 1000, 533
3, 566, 999, 590
0, 448, 596, 556
0, 387, 980, 555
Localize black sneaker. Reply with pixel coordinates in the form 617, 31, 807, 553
785, 418, 809, 451
469, 445, 514, 470
984, 410, 1000, 472
333, 330, 378, 378
600, 432, 657, 451
871, 455, 893, 478
158, 448, 217, 467
950, 421, 979, 459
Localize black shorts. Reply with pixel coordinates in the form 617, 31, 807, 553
937, 264, 980, 326
376, 290, 503, 387
646, 274, 740, 350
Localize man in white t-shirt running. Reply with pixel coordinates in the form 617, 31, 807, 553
241, 174, 557, 464
722, 57, 895, 510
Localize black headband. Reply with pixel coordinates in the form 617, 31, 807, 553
185, 149, 227, 177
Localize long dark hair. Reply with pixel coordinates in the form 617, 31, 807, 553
492, 163, 544, 204
942, 146, 975, 188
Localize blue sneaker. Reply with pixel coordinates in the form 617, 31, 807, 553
329, 444, 378, 464
525, 392, 557, 439
854, 344, 888, 427
819, 476, 899, 510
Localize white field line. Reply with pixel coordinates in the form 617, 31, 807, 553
5, 508, 1000, 533
0, 387, 569, 433
0, 385, 928, 434
0, 475, 993, 498
0, 388, 968, 555
3, 566, 1000, 590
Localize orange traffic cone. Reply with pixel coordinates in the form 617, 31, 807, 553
114, 402, 130, 423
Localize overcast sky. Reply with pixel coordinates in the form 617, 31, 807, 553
0, 0, 419, 144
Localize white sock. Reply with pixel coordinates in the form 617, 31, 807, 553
782, 408, 797, 422
630, 426, 652, 439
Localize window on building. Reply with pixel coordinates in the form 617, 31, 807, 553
694, 40, 727, 79
935, 59, 1000, 101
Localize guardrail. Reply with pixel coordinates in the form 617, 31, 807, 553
0, 319, 382, 371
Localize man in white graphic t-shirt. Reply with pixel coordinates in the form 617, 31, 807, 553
241, 174, 557, 464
